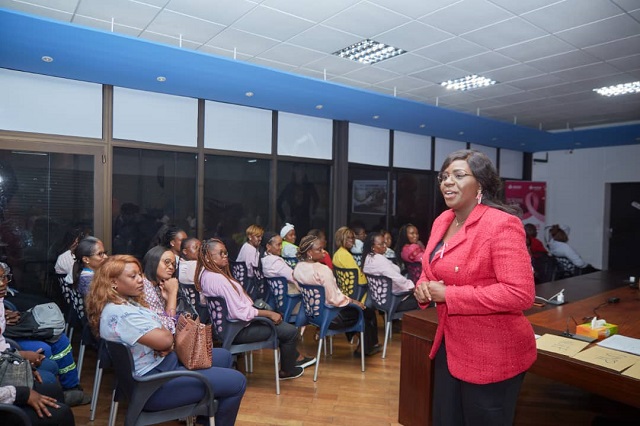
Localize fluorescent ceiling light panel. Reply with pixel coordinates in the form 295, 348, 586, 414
333, 39, 406, 65
441, 75, 497, 91
593, 81, 640, 97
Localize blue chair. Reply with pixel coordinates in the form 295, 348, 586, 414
105, 340, 217, 426
281, 256, 298, 269
297, 283, 365, 381
250, 266, 269, 301
178, 283, 209, 324
230, 261, 250, 290
204, 296, 281, 394
56, 273, 80, 339
265, 276, 301, 324
334, 266, 367, 301
365, 273, 415, 359
352, 253, 363, 267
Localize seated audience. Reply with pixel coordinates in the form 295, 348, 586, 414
149, 224, 187, 264
547, 224, 598, 274
294, 235, 380, 356
85, 255, 246, 426
142, 246, 179, 333
361, 232, 419, 312
258, 232, 299, 295
307, 229, 333, 269
195, 238, 315, 379
380, 229, 396, 261
54, 227, 87, 284
524, 223, 547, 258
349, 222, 367, 256
279, 223, 298, 258
332, 227, 367, 291
395, 223, 425, 265
72, 236, 108, 297
177, 237, 201, 285
236, 224, 263, 277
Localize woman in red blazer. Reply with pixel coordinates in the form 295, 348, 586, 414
415, 149, 536, 426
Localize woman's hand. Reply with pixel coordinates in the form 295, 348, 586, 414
33, 370, 43, 384
350, 298, 366, 310
5, 309, 21, 326
414, 281, 432, 304
260, 310, 283, 325
159, 277, 179, 300
427, 281, 446, 303
27, 389, 59, 418
20, 349, 45, 368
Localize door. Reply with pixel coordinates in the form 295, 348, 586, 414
607, 182, 640, 271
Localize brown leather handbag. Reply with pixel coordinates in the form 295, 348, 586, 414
174, 313, 213, 369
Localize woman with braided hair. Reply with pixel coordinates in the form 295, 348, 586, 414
293, 235, 381, 357
195, 238, 315, 379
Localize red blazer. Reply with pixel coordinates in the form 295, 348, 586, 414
420, 204, 537, 384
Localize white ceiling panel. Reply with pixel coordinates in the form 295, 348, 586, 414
231, 5, 314, 41
583, 35, 640, 61
0, 0, 73, 20
375, 21, 451, 51
371, 0, 464, 19
550, 62, 623, 83
342, 65, 400, 85
449, 51, 518, 73
258, 44, 326, 68
526, 50, 600, 73
608, 54, 640, 72
73, 15, 143, 37
485, 63, 544, 83
612, 0, 640, 12
462, 17, 548, 50
419, 0, 513, 36
412, 37, 486, 64
497, 35, 575, 62
261, 0, 360, 23
205, 28, 279, 57
508, 74, 565, 91
198, 44, 252, 61
76, 0, 161, 29
145, 10, 226, 44
246, 56, 298, 72
287, 25, 361, 53
138, 31, 201, 50
0, 0, 78, 13
322, 1, 410, 39
470, 83, 523, 98
374, 75, 431, 92
410, 64, 470, 84
556, 14, 640, 48
164, 0, 258, 26
521, 0, 624, 33
302, 55, 366, 75
487, 0, 561, 15
373, 53, 440, 74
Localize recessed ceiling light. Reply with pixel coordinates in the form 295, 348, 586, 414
245, 91, 254, 97
372, 115, 380, 120
419, 124, 426, 128
247, 159, 257, 163
441, 75, 497, 91
41, 56, 53, 62
315, 104, 323, 110
156, 76, 166, 82
593, 81, 640, 97
459, 131, 464, 135
333, 39, 406, 65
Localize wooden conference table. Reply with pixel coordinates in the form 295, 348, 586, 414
398, 270, 640, 426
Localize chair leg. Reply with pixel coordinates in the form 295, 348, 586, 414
67, 326, 74, 342
209, 417, 215, 426
382, 320, 391, 359
329, 336, 333, 355
243, 353, 249, 372
323, 337, 327, 356
274, 349, 280, 395
249, 351, 254, 373
108, 390, 118, 426
77, 343, 85, 381
360, 331, 365, 372
89, 359, 102, 421
313, 338, 323, 382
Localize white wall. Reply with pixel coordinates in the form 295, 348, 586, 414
532, 144, 640, 269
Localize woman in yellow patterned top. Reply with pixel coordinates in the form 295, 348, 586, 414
332, 226, 367, 288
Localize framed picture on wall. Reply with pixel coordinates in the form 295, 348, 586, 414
352, 180, 389, 215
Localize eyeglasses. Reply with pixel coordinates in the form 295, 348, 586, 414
211, 250, 229, 257
437, 170, 473, 184
92, 251, 108, 258
162, 258, 176, 268
0, 273, 12, 282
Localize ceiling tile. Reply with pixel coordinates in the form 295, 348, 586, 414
76, 0, 161, 29
462, 17, 547, 50
485, 63, 544, 83
373, 75, 431, 92
246, 57, 298, 72
556, 14, 640, 49
232, 5, 315, 41
522, 0, 623, 33
472, 84, 524, 98
413, 37, 486, 64
526, 50, 600, 73
205, 28, 280, 57
410, 64, 470, 84
508, 74, 565, 90
375, 21, 451, 51
73, 15, 143, 37
0, 0, 73, 20
583, 35, 640, 61
260, 0, 360, 22
449, 51, 518, 73
164, 0, 257, 26
138, 31, 201, 50
373, 53, 440, 74
322, 2, 410, 39
342, 66, 400, 85
419, 0, 513, 36
131, 0, 169, 6
489, 91, 546, 105
145, 10, 226, 44
295, 67, 332, 80
405, 84, 451, 98
198, 45, 252, 61
497, 35, 575, 62
258, 44, 326, 68
550, 62, 622, 83
302, 55, 366, 76
437, 91, 482, 107
287, 25, 361, 54
612, 0, 640, 13
487, 0, 560, 15
328, 75, 372, 90
608, 54, 640, 73
0, 0, 78, 13
370, 0, 464, 19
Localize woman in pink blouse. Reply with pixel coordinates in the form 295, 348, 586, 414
258, 231, 299, 295
236, 224, 263, 277
293, 235, 380, 357
362, 232, 419, 312
395, 223, 425, 264
195, 238, 315, 380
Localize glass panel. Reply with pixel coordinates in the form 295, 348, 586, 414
203, 156, 271, 259
347, 167, 390, 234
276, 161, 331, 242
390, 171, 437, 250
112, 148, 197, 259
0, 149, 93, 301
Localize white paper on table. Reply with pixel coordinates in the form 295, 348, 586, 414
597, 335, 640, 356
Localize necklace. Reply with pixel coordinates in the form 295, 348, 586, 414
455, 217, 465, 227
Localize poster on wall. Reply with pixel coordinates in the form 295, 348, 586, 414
505, 181, 546, 233
352, 180, 389, 215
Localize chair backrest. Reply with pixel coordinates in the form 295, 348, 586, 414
0, 403, 31, 426
249, 266, 268, 300
179, 283, 200, 309
333, 267, 359, 298
265, 276, 288, 312
64, 279, 86, 320
405, 262, 422, 284
282, 256, 298, 269
364, 274, 394, 310
532, 255, 557, 284
554, 256, 578, 279
205, 296, 228, 343
57, 273, 73, 306
297, 283, 326, 321
105, 341, 139, 403
230, 261, 248, 288
352, 253, 362, 267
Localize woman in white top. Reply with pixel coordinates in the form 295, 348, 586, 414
547, 224, 598, 274
235, 224, 263, 277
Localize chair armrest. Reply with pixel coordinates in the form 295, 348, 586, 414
132, 369, 216, 412
392, 290, 414, 298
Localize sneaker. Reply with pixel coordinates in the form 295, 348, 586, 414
279, 366, 304, 380
64, 389, 92, 406
295, 356, 316, 369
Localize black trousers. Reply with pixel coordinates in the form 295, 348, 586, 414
233, 320, 299, 374
7, 383, 75, 426
330, 306, 379, 352
432, 341, 525, 426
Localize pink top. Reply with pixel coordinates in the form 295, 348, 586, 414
199, 270, 258, 322
261, 253, 299, 294
401, 243, 425, 263
236, 242, 259, 277
362, 253, 415, 294
293, 261, 349, 308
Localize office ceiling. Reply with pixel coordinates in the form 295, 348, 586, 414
1, 0, 640, 152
